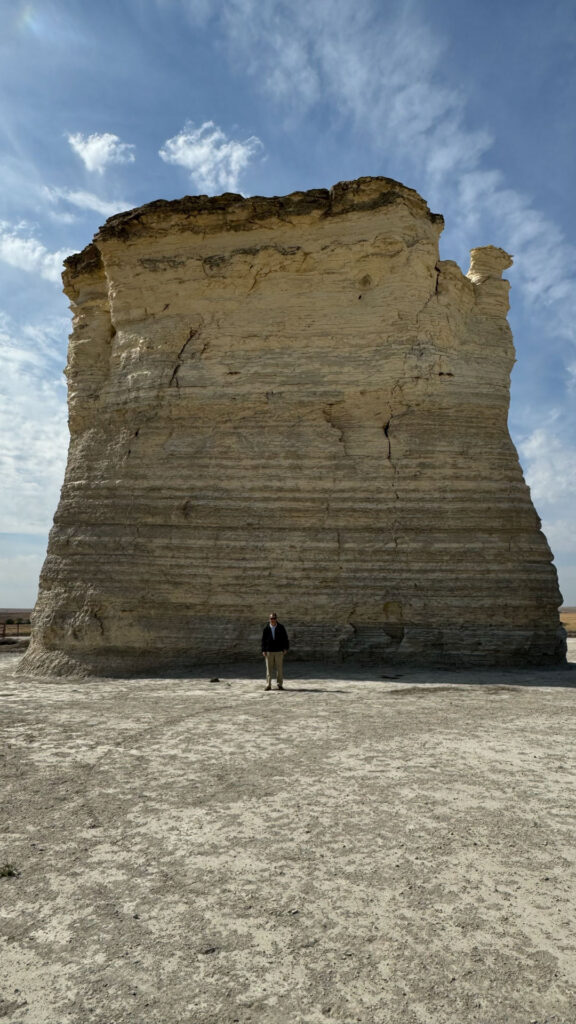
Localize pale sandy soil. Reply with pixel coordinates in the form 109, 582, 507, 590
1, 644, 576, 1024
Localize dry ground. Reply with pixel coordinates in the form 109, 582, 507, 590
1, 644, 576, 1024
560, 610, 576, 635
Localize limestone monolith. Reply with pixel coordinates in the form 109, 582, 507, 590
20, 177, 566, 676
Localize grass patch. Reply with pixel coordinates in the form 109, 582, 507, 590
0, 863, 20, 878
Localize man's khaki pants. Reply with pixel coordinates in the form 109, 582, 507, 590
265, 651, 284, 686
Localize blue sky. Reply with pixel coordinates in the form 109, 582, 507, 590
1, 0, 575, 606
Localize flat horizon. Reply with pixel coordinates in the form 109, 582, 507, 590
3, 606, 575, 616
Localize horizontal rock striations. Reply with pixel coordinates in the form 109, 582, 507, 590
21, 176, 565, 676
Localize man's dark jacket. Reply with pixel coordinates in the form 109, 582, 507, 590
261, 622, 289, 652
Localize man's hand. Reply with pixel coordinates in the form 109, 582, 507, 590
262, 652, 267, 656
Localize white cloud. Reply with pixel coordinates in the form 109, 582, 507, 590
218, 1, 485, 181
0, 221, 68, 282
159, 121, 263, 194
543, 520, 576, 557
519, 428, 576, 507
43, 186, 129, 219
518, 427, 576, 601
67, 131, 136, 174
215, 1, 576, 354
0, 312, 69, 534
456, 174, 576, 347
556, 566, 576, 607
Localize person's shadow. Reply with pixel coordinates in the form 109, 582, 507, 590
265, 686, 347, 694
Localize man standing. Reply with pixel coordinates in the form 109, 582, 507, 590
262, 613, 289, 691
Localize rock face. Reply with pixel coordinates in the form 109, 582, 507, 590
21, 177, 565, 676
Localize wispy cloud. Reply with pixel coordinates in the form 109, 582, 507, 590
518, 425, 576, 594
455, 172, 576, 347
67, 131, 136, 174
159, 121, 263, 194
519, 428, 576, 506
43, 186, 130, 220
0, 312, 68, 535
214, 0, 576, 353
543, 520, 576, 557
0, 221, 68, 282
217, 0, 488, 180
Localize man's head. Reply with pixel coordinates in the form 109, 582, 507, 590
269, 613, 278, 625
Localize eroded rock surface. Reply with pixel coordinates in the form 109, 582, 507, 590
21, 177, 565, 675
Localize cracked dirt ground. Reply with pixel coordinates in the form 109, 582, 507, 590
1, 643, 576, 1024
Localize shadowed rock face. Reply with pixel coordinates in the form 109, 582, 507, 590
20, 176, 565, 676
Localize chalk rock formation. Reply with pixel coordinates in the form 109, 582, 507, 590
21, 177, 565, 676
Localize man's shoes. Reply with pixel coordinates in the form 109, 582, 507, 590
264, 683, 272, 691
277, 683, 284, 690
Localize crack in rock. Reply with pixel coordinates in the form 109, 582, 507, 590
169, 329, 204, 388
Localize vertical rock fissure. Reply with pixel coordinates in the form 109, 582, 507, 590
384, 414, 402, 555
415, 268, 441, 322
169, 328, 198, 388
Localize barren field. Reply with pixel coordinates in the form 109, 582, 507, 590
560, 609, 576, 635
1, 644, 576, 1024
